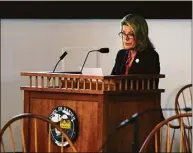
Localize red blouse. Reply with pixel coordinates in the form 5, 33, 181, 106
125, 51, 137, 75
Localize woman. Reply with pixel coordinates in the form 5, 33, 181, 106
111, 14, 160, 75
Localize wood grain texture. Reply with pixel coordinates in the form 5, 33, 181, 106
21, 72, 165, 152
25, 93, 99, 152
20, 72, 165, 93
23, 91, 30, 152
105, 94, 162, 152
23, 90, 163, 152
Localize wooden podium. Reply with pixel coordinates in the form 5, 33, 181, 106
20, 72, 165, 152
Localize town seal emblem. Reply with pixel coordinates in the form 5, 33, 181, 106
49, 106, 78, 147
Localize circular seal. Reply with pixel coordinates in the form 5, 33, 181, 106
48, 106, 78, 147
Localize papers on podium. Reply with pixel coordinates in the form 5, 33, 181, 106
81, 67, 103, 76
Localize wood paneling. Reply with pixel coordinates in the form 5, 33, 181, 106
105, 94, 162, 152
23, 90, 163, 152
28, 97, 98, 152
21, 72, 165, 152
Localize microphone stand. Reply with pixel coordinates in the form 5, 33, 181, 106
132, 117, 139, 153
124, 108, 191, 153
54, 48, 109, 74
48, 51, 68, 81
80, 50, 96, 74
97, 107, 191, 153
131, 109, 163, 153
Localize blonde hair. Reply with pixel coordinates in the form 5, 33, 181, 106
120, 14, 154, 51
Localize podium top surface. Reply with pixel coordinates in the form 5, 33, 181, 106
20, 71, 165, 95
20, 71, 165, 78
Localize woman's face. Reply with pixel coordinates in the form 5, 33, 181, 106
121, 25, 136, 50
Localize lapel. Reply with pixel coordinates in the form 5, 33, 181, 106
119, 50, 128, 74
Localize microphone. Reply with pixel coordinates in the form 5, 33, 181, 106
48, 51, 67, 82
52, 51, 68, 73
98, 48, 109, 53
116, 107, 192, 130
80, 48, 109, 74
97, 107, 192, 152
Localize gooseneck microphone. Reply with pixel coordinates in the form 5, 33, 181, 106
48, 51, 68, 81
80, 48, 109, 74
51, 48, 109, 74
97, 107, 192, 152
52, 51, 68, 73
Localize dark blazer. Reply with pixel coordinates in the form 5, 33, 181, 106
111, 46, 160, 75
111, 46, 160, 89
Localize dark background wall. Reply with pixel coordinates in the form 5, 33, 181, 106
0, 1, 192, 19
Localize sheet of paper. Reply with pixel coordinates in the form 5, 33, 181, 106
81, 67, 103, 76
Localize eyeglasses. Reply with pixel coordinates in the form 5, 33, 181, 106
118, 32, 134, 39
